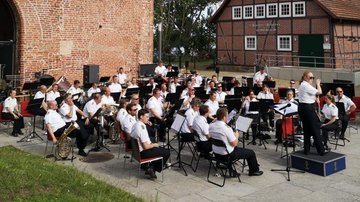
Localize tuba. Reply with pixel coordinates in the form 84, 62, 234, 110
56, 121, 80, 159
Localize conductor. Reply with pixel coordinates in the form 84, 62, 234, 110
298, 71, 327, 155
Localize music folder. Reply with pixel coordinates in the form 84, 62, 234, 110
125, 87, 140, 97
165, 93, 180, 102
111, 92, 121, 103
26, 98, 44, 111
72, 93, 81, 101
166, 71, 178, 78
99, 76, 110, 83
22, 82, 39, 91
335, 102, 346, 116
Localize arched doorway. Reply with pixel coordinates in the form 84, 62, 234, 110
0, 0, 18, 86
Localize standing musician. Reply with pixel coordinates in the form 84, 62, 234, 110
87, 82, 101, 98
117, 67, 127, 85
127, 77, 139, 89
215, 83, 227, 104
131, 109, 170, 179
58, 94, 92, 156
2, 89, 24, 137
205, 91, 219, 120
298, 71, 327, 155
146, 88, 167, 142
45, 101, 88, 156
108, 75, 122, 93
335, 87, 357, 139
274, 90, 297, 144
253, 66, 267, 87
241, 90, 259, 144
320, 94, 338, 151
192, 104, 212, 157
257, 84, 275, 130
209, 108, 263, 176
46, 83, 60, 101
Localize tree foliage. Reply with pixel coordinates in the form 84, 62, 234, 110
154, 0, 222, 63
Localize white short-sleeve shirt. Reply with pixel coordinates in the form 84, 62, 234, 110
192, 115, 209, 142
83, 99, 101, 118
59, 103, 79, 122
117, 73, 127, 84
155, 66, 167, 76
46, 91, 60, 102
146, 96, 163, 117
87, 87, 101, 98
101, 95, 116, 105
122, 114, 137, 135
45, 109, 66, 133
335, 95, 355, 111
109, 83, 122, 93
131, 121, 151, 152
34, 91, 45, 99
298, 81, 318, 104
216, 91, 227, 102
205, 99, 219, 116
322, 103, 339, 120
3, 97, 18, 113
116, 108, 128, 124
253, 71, 267, 85
68, 86, 82, 95
209, 120, 236, 155
181, 108, 198, 133
257, 91, 274, 100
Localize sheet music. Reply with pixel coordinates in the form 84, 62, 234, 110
236, 116, 253, 132
171, 113, 186, 132
273, 102, 298, 116
227, 109, 238, 123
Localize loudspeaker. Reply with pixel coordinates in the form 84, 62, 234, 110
215, 66, 220, 74
185, 61, 189, 68
83, 64, 99, 84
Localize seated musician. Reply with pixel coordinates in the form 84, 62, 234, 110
192, 104, 212, 157
131, 109, 170, 179
253, 66, 267, 87
58, 94, 91, 156
208, 75, 218, 85
321, 94, 339, 151
83, 93, 103, 120
241, 90, 259, 145
215, 83, 227, 104
116, 99, 128, 124
87, 82, 101, 99
163, 64, 174, 82
289, 80, 299, 96
122, 103, 137, 140
130, 93, 142, 113
180, 99, 201, 142
169, 77, 180, 93
68, 80, 83, 95
275, 90, 297, 144
204, 91, 219, 120
101, 87, 116, 106
117, 67, 127, 85
257, 84, 275, 130
146, 78, 158, 92
2, 89, 24, 137
180, 86, 195, 110
46, 83, 60, 101
45, 100, 88, 157
206, 80, 216, 94
193, 70, 203, 88
154, 61, 167, 82
209, 108, 263, 176
108, 75, 122, 93
180, 80, 193, 99
335, 87, 357, 139
32, 85, 47, 116
127, 77, 139, 89
159, 83, 168, 100
228, 80, 241, 95
146, 88, 167, 142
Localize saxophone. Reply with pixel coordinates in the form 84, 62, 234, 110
56, 121, 80, 160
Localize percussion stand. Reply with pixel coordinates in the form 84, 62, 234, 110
271, 106, 304, 181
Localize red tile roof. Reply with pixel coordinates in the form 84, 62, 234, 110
209, 0, 360, 23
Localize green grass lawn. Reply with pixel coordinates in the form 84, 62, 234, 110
0, 146, 142, 202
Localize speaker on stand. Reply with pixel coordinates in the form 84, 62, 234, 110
83, 64, 99, 84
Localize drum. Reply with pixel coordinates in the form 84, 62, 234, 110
281, 117, 294, 139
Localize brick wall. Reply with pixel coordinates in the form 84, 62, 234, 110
10, 0, 153, 84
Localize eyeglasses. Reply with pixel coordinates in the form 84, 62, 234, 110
309, 76, 315, 79
336, 91, 343, 93
217, 86, 222, 88
133, 98, 139, 100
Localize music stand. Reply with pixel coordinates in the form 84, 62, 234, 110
263, 81, 276, 88
166, 71, 178, 78
140, 86, 154, 96
271, 102, 304, 181
22, 82, 39, 94
224, 95, 242, 112
99, 76, 110, 83
18, 98, 44, 142
176, 86, 187, 95
111, 92, 121, 103
236, 115, 253, 172
279, 88, 296, 98
88, 108, 111, 154
125, 87, 140, 98
40, 77, 55, 87
165, 93, 180, 102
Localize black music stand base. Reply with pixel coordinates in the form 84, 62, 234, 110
18, 116, 43, 143
87, 126, 110, 155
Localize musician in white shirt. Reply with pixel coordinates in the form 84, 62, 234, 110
108, 75, 122, 93
101, 87, 116, 106
117, 67, 127, 85
215, 83, 227, 103
32, 85, 47, 116
154, 61, 166, 77
335, 87, 357, 138
192, 105, 212, 156
275, 90, 296, 144
146, 78, 158, 92
87, 82, 101, 98
169, 77, 180, 93
116, 99, 128, 124
205, 91, 219, 119
146, 88, 166, 141
83, 94, 103, 118
253, 66, 267, 87
241, 90, 259, 144
181, 86, 195, 110
34, 85, 47, 99
2, 89, 24, 136
68, 80, 83, 95
180, 99, 200, 134
321, 94, 339, 150
122, 103, 137, 138
127, 77, 139, 89
257, 85, 275, 129
46, 84, 60, 101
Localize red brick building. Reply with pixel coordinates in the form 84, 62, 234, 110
0, 0, 154, 84
210, 0, 360, 69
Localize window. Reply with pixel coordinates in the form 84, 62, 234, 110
267, 3, 278, 18
277, 36, 292, 51
245, 36, 257, 50
279, 3, 291, 17
293, 1, 306, 17
243, 5, 253, 19
255, 4, 265, 19
232, 6, 242, 19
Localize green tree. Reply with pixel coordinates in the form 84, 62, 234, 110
154, 0, 221, 67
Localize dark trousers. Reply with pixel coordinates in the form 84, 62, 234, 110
340, 114, 350, 137
196, 140, 212, 156
215, 147, 260, 173
54, 122, 89, 150
299, 103, 325, 155
321, 119, 339, 147
140, 147, 170, 172
150, 117, 166, 139
2, 113, 24, 133
275, 119, 282, 141
260, 111, 274, 128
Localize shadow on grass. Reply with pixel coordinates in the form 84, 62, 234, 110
0, 145, 143, 202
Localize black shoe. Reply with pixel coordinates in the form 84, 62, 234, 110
274, 140, 279, 145
252, 140, 257, 145
249, 170, 263, 176
78, 149, 87, 157
229, 170, 241, 178
12, 132, 18, 137
320, 150, 330, 156
18, 131, 24, 135
145, 168, 157, 179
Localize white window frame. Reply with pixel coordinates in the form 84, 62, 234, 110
277, 35, 292, 51
245, 36, 257, 50
293, 1, 306, 17
232, 6, 243, 20
243, 5, 254, 19
267, 3, 278, 18
279, 2, 291, 17
255, 4, 265, 19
